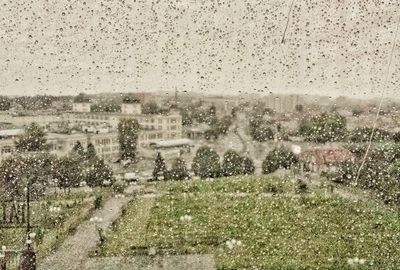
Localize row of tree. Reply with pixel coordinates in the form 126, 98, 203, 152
0, 142, 114, 200
152, 147, 257, 181
152, 145, 301, 181
298, 112, 400, 143
334, 143, 400, 205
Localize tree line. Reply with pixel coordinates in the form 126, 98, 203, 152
151, 145, 299, 181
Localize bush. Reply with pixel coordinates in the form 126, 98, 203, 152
94, 195, 103, 209
262, 146, 298, 174
192, 146, 221, 179
113, 180, 127, 194
295, 179, 308, 194
169, 158, 190, 180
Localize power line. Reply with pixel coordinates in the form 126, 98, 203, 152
354, 13, 400, 184
281, 0, 296, 44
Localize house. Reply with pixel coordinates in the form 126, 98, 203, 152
184, 123, 210, 140
300, 147, 355, 173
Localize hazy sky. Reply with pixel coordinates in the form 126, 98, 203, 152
0, 0, 399, 98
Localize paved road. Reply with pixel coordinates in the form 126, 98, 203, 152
39, 193, 133, 270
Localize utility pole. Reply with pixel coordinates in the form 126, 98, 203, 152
26, 181, 30, 235
20, 178, 36, 270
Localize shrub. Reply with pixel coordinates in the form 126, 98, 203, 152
113, 180, 127, 194
262, 146, 298, 174
94, 195, 103, 209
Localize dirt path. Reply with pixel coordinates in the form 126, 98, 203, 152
39, 193, 133, 270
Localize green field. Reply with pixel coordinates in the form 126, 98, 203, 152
100, 176, 400, 269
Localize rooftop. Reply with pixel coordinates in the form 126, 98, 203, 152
150, 138, 194, 148
0, 129, 24, 137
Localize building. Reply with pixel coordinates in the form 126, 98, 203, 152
0, 97, 184, 162
72, 102, 91, 113
184, 123, 210, 140
0, 111, 61, 128
121, 101, 142, 115
47, 132, 120, 161
300, 147, 355, 173
64, 100, 183, 148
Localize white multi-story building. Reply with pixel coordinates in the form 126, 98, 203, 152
121, 102, 142, 115
0, 98, 184, 162
72, 102, 91, 113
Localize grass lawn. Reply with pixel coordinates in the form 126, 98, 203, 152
153, 174, 295, 194
0, 187, 111, 259
101, 176, 400, 270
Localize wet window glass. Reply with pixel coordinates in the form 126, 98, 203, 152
0, 1, 399, 269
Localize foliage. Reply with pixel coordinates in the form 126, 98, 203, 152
118, 118, 140, 161
221, 150, 243, 176
13, 95, 61, 110
262, 146, 298, 174
295, 104, 303, 112
335, 143, 400, 205
0, 153, 56, 200
122, 94, 140, 104
348, 127, 391, 142
71, 141, 85, 156
192, 146, 221, 179
73, 93, 90, 103
91, 102, 121, 112
152, 152, 169, 181
52, 155, 84, 190
298, 112, 347, 143
169, 158, 190, 180
15, 122, 48, 152
86, 143, 97, 160
142, 102, 161, 114
86, 158, 114, 187
241, 156, 255, 175
113, 180, 127, 194
249, 120, 274, 142
94, 195, 103, 209
248, 105, 274, 142
0, 96, 11, 110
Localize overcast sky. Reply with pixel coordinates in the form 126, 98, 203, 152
0, 0, 399, 98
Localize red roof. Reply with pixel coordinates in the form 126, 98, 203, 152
303, 148, 354, 166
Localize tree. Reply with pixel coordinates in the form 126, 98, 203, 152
15, 122, 47, 152
152, 152, 168, 181
142, 102, 161, 114
73, 93, 90, 103
122, 94, 140, 104
0, 153, 56, 200
170, 158, 190, 180
0, 96, 11, 111
222, 150, 243, 176
249, 116, 274, 142
86, 158, 114, 187
241, 156, 255, 175
72, 141, 85, 156
118, 118, 140, 161
52, 155, 83, 191
86, 143, 97, 160
348, 127, 391, 143
298, 112, 347, 143
295, 104, 304, 112
91, 102, 120, 112
262, 146, 298, 174
192, 146, 221, 179
214, 115, 233, 135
